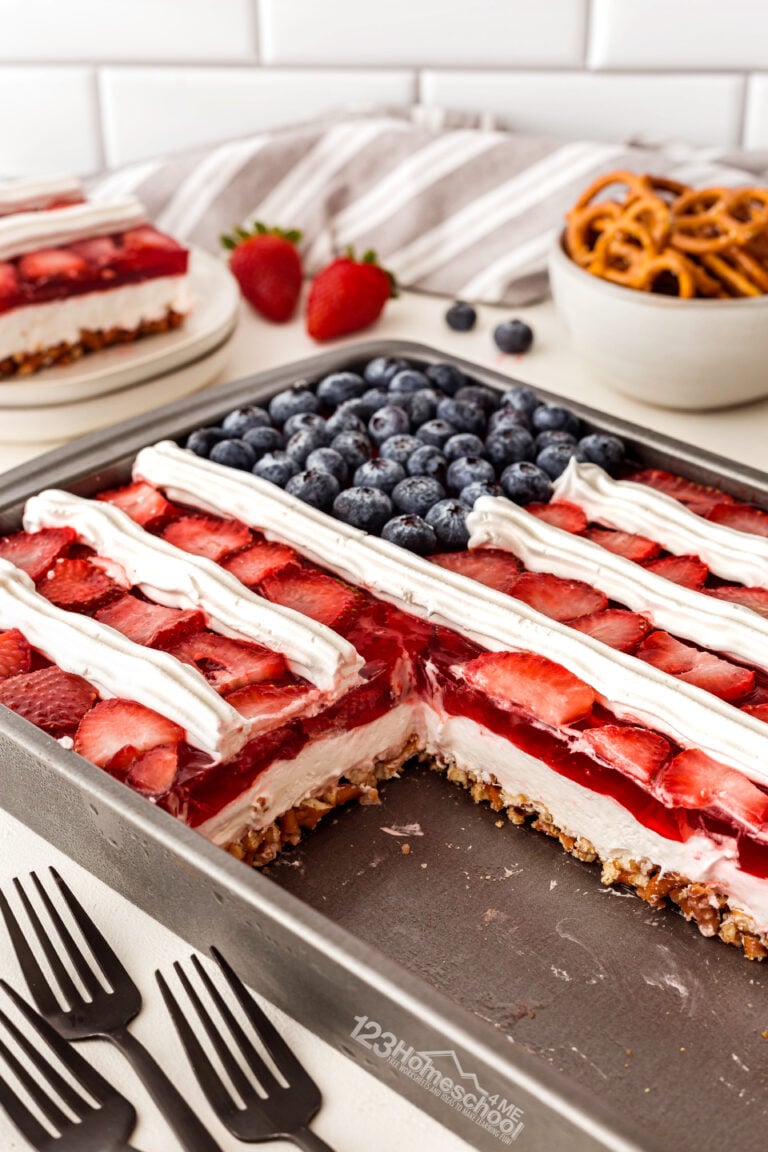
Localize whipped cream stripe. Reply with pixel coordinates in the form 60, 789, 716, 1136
555, 459, 768, 589
0, 557, 246, 762
467, 495, 768, 673
23, 491, 361, 696
0, 176, 82, 215
135, 442, 768, 788
0, 199, 146, 261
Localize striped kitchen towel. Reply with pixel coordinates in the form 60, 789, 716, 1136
87, 107, 768, 307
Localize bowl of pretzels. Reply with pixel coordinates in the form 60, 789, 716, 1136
549, 169, 768, 410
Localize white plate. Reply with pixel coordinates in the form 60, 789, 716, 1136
0, 247, 240, 409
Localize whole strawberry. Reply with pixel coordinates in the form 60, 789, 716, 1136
221, 222, 302, 323
306, 248, 396, 341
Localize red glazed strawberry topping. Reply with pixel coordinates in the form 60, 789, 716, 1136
95, 595, 205, 649
165, 632, 286, 694
18, 248, 87, 282
570, 609, 650, 652
527, 501, 587, 534
161, 516, 252, 562
260, 569, 362, 630
0, 527, 76, 581
0, 667, 97, 737
636, 631, 754, 702
429, 548, 520, 594
127, 744, 180, 797
97, 481, 176, 528
224, 681, 309, 720
38, 557, 120, 613
0, 262, 21, 311
461, 650, 595, 727
222, 541, 299, 586
509, 571, 607, 622
581, 725, 671, 785
707, 585, 768, 617
583, 527, 661, 563
642, 554, 709, 590
627, 469, 732, 515
707, 502, 768, 538
75, 698, 184, 770
657, 749, 768, 833
0, 630, 31, 679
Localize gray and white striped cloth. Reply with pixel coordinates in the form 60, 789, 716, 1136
87, 106, 768, 306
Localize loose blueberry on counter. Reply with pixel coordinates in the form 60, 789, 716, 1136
209, 438, 258, 471
285, 468, 340, 511
577, 432, 625, 471
389, 368, 430, 396
500, 383, 541, 417
407, 445, 447, 482
382, 514, 437, 555
364, 356, 411, 388
333, 486, 393, 534
221, 405, 272, 438
485, 427, 535, 469
326, 407, 367, 437
305, 447, 349, 486
436, 397, 486, 436
368, 405, 410, 446
268, 385, 320, 426
425, 362, 466, 396
460, 480, 501, 506
487, 407, 531, 435
444, 433, 485, 462
455, 384, 500, 413
533, 429, 576, 453
409, 388, 443, 427
415, 419, 457, 449
283, 411, 329, 441
316, 371, 366, 407
185, 427, 227, 457
494, 319, 534, 354
531, 404, 581, 437
536, 441, 581, 480
380, 434, 422, 466
426, 499, 471, 549
500, 461, 553, 504
446, 455, 496, 494
354, 457, 406, 493
252, 451, 300, 487
392, 475, 446, 517
285, 427, 329, 466
330, 430, 372, 471
445, 301, 477, 332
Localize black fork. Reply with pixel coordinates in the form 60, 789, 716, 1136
157, 947, 334, 1150
0, 868, 222, 1152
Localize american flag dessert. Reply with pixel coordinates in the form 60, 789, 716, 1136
2, 354, 768, 961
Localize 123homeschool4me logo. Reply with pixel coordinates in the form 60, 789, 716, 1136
351, 1015, 525, 1143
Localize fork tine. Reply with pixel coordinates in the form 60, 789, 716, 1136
0, 1011, 73, 1131
0, 997, 84, 1122
31, 871, 103, 999
0, 886, 61, 1019
156, 970, 234, 1119
174, 961, 257, 1101
0, 1063, 50, 1148
48, 867, 129, 989
12, 876, 81, 1009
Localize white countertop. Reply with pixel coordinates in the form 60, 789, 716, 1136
0, 289, 765, 1152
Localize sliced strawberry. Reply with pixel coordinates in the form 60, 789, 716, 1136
0, 630, 31, 679
429, 548, 520, 594
627, 468, 732, 516
708, 585, 768, 618
510, 571, 607, 622
121, 225, 184, 254
117, 226, 187, 276
0, 262, 21, 310
570, 609, 650, 652
127, 744, 179, 796
0, 527, 76, 581
583, 527, 661, 563
0, 667, 97, 737
38, 557, 120, 613
527, 501, 587, 534
95, 595, 205, 649
636, 631, 754, 702
225, 681, 309, 720
18, 247, 87, 281
643, 554, 708, 590
657, 748, 768, 833
166, 632, 286, 694
97, 480, 176, 528
581, 725, 671, 785
69, 236, 119, 267
707, 502, 768, 538
260, 569, 362, 630
461, 650, 595, 727
222, 541, 299, 587
74, 698, 184, 769
161, 516, 252, 563
743, 703, 768, 723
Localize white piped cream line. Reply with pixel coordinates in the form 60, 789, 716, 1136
23, 490, 361, 696
135, 442, 768, 789
0, 557, 246, 762
466, 495, 768, 673
554, 458, 768, 588
0, 175, 82, 215
0, 198, 146, 260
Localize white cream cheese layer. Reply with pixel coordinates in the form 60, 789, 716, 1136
134, 442, 768, 789
466, 494, 768, 672
554, 459, 768, 588
23, 490, 362, 696
0, 557, 247, 761
0, 175, 82, 215
0, 198, 146, 260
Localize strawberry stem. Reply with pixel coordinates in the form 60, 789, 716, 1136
219, 221, 303, 251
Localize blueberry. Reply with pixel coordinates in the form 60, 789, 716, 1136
285, 468, 340, 511
185, 426, 227, 457
268, 385, 320, 427
242, 426, 284, 458
409, 388, 443, 427
221, 405, 271, 437
392, 476, 446, 517
330, 430, 372, 471
283, 411, 329, 441
426, 499, 471, 549
354, 458, 406, 494
359, 388, 392, 418
436, 397, 486, 436
380, 434, 422, 466
577, 432, 625, 471
316, 370, 366, 408
485, 427, 535, 469
455, 384, 501, 413
444, 433, 485, 462
500, 384, 541, 417
446, 455, 496, 494
333, 486, 393, 534
325, 407, 367, 437
445, 301, 476, 332
425, 362, 467, 396
305, 447, 349, 486
494, 319, 534, 354
536, 442, 581, 480
534, 429, 576, 454
500, 461, 553, 505
407, 445, 447, 483
382, 514, 437, 555
364, 356, 411, 388
531, 405, 581, 437
460, 480, 501, 506
487, 407, 531, 435
389, 368, 430, 398
368, 405, 410, 446
252, 451, 299, 487
415, 419, 457, 448
209, 438, 257, 471
285, 427, 329, 466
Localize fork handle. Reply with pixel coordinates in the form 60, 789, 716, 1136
290, 1127, 336, 1151
107, 1025, 223, 1152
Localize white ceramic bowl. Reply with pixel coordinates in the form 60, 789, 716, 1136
548, 232, 768, 410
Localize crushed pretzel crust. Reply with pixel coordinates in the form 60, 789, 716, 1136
0, 307, 185, 378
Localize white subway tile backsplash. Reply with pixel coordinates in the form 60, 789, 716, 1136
590, 0, 768, 71
0, 0, 257, 62
0, 67, 99, 176
99, 67, 415, 167
421, 71, 745, 148
744, 75, 768, 147
260, 0, 587, 68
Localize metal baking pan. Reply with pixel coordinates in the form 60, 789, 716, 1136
2, 340, 768, 1152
